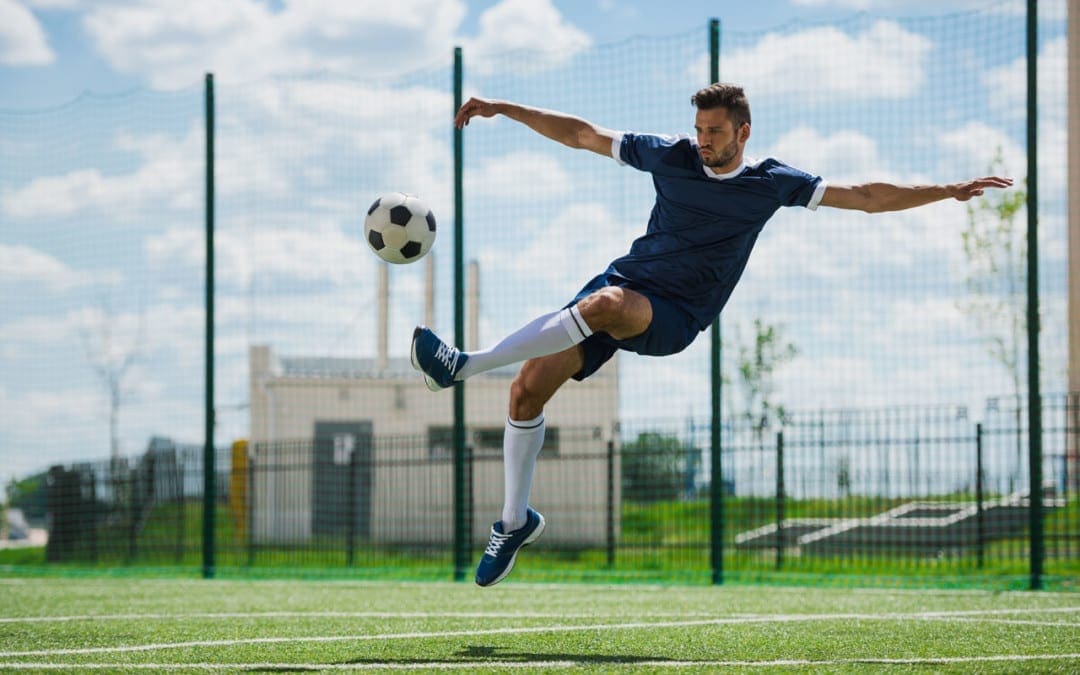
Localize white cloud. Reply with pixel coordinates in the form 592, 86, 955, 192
24, 0, 84, 7
978, 36, 1068, 199
714, 21, 931, 102
3, 304, 148, 357
466, 151, 572, 202
479, 201, 635, 299
235, 79, 454, 205
462, 0, 592, 76
0, 243, 121, 290
937, 121, 1025, 181
2, 128, 202, 219
763, 126, 906, 185
81, 0, 467, 89
0, 0, 54, 65
145, 220, 375, 289
0, 385, 107, 478
982, 37, 1066, 124
618, 345, 712, 421
3, 77, 455, 222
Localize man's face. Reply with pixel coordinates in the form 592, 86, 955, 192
694, 107, 748, 171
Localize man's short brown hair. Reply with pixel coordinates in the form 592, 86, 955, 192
691, 83, 751, 129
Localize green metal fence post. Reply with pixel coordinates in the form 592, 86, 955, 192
776, 431, 784, 571
976, 423, 985, 569
452, 47, 469, 582
128, 465, 137, 563
1025, 0, 1043, 591
707, 16, 724, 586
347, 446, 357, 567
607, 439, 616, 568
202, 72, 216, 580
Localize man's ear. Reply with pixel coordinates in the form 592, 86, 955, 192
739, 123, 751, 143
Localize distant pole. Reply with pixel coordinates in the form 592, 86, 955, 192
1067, 0, 1080, 494
202, 73, 216, 580
452, 47, 469, 582
708, 17, 724, 586
1025, 0, 1043, 590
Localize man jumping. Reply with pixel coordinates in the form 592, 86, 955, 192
412, 83, 1012, 586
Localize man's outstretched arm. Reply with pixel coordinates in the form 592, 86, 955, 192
454, 97, 616, 158
819, 177, 1014, 213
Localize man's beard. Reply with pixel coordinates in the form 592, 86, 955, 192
703, 139, 739, 168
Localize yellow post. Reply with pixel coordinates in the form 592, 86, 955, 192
230, 440, 248, 542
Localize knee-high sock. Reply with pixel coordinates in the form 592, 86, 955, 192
456, 306, 591, 381
501, 414, 546, 532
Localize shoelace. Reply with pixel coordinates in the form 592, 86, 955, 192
483, 529, 513, 557
433, 342, 459, 371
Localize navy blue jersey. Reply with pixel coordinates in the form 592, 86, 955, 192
607, 132, 826, 330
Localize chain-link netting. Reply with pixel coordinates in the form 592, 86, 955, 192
1, 2, 1073, 587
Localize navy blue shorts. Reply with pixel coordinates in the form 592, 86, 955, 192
564, 273, 701, 381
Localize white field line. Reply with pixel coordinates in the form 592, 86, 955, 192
0, 611, 714, 624
2, 605, 1077, 625
9, 576, 1080, 597
7, 576, 1080, 602
931, 617, 1080, 628
1, 654, 1080, 670
1, 607, 1078, 658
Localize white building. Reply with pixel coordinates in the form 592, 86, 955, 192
247, 262, 620, 548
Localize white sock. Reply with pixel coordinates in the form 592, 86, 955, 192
456, 306, 592, 381
501, 414, 546, 532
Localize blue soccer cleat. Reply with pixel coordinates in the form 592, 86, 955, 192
410, 326, 468, 391
475, 507, 545, 587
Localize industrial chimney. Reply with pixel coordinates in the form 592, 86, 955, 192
377, 262, 388, 372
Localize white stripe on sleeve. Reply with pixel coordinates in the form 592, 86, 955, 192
807, 180, 828, 211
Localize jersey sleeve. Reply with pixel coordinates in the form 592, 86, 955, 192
614, 132, 687, 173
770, 161, 827, 210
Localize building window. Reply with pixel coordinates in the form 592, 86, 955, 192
332, 433, 355, 465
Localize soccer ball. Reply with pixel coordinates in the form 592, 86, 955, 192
363, 192, 436, 264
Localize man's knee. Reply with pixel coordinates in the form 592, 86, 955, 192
508, 373, 546, 421
507, 353, 578, 420
578, 286, 651, 339
579, 287, 625, 324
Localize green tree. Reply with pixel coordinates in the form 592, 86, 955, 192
733, 318, 798, 445
622, 432, 698, 502
958, 151, 1027, 487
5, 473, 47, 525
79, 298, 143, 460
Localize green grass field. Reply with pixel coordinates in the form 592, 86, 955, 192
1, 575, 1077, 672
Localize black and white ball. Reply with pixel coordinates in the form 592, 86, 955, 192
364, 192, 436, 264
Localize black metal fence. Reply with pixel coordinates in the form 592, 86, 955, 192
26, 395, 1077, 588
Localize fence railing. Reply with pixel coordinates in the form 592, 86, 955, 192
29, 396, 1078, 588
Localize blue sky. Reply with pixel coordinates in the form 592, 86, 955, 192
0, 0, 1070, 483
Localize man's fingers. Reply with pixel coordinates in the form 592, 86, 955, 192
454, 99, 484, 128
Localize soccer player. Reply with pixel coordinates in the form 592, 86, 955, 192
412, 83, 1013, 587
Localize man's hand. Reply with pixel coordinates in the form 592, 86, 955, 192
947, 176, 1015, 202
454, 97, 500, 129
